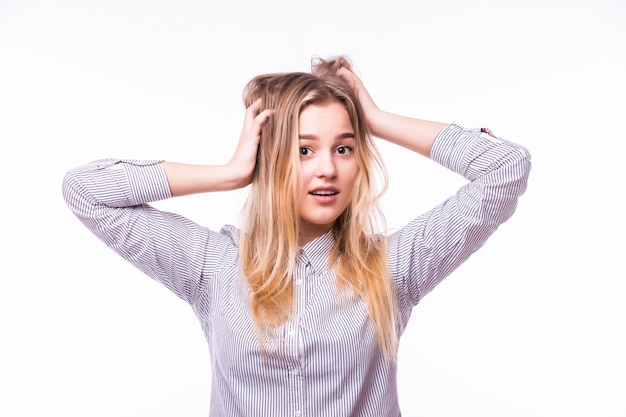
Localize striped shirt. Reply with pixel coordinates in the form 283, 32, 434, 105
62, 123, 531, 417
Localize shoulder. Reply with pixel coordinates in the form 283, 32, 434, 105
217, 224, 241, 247
202, 224, 243, 275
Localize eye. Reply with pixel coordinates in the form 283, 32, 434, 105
336, 145, 353, 155
299, 147, 311, 157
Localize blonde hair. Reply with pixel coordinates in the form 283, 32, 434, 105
240, 56, 398, 360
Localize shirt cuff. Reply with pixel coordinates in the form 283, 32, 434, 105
109, 159, 172, 204
430, 123, 506, 178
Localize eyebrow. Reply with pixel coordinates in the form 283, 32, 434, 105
298, 132, 355, 141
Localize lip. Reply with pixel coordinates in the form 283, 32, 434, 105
309, 186, 339, 194
308, 186, 339, 203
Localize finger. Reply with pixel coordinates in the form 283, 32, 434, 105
254, 108, 274, 125
242, 99, 262, 126
336, 67, 356, 89
246, 98, 264, 117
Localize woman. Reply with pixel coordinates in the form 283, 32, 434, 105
62, 56, 531, 416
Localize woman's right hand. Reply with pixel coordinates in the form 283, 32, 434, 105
161, 99, 273, 197
226, 98, 274, 188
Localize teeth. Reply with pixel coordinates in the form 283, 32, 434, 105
312, 190, 336, 195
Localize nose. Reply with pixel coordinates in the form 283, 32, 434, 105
315, 151, 337, 178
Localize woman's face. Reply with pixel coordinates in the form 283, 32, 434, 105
297, 101, 358, 244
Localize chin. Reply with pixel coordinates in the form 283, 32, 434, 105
300, 217, 337, 231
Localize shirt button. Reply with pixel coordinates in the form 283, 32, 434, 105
296, 279, 303, 286
288, 329, 296, 337
291, 368, 300, 376
294, 411, 301, 417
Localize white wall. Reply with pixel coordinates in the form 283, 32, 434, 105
1, 0, 624, 416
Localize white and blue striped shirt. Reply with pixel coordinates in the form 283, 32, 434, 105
62, 124, 531, 416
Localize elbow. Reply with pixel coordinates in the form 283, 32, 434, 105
484, 146, 532, 225
61, 171, 76, 211
502, 144, 532, 198
514, 146, 532, 196
61, 171, 81, 219
61, 170, 91, 218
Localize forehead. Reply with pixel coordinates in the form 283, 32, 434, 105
298, 101, 353, 136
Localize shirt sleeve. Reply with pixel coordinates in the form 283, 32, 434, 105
61, 158, 235, 305
388, 124, 532, 309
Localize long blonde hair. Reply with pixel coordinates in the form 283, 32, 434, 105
240, 56, 398, 360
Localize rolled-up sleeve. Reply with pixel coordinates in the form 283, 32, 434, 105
62, 158, 214, 305
389, 124, 532, 314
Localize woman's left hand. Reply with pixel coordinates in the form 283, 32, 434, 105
336, 67, 383, 133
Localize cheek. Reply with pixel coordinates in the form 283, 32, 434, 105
348, 161, 359, 183
298, 162, 314, 186
343, 163, 359, 193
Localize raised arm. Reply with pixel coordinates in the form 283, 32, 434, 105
61, 99, 272, 304
336, 67, 449, 157
163, 99, 273, 196
337, 66, 531, 312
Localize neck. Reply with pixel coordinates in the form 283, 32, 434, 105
298, 224, 333, 247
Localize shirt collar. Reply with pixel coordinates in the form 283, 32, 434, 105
298, 229, 336, 273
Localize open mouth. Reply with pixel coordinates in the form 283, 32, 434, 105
309, 190, 338, 196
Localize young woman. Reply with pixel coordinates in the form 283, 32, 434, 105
62, 56, 531, 416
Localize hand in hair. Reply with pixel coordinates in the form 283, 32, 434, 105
228, 98, 274, 188
336, 65, 447, 157
160, 98, 273, 196
312, 56, 383, 132
336, 66, 381, 128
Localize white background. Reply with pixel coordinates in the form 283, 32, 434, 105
1, 0, 624, 416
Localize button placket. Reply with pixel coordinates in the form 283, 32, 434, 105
288, 255, 309, 417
